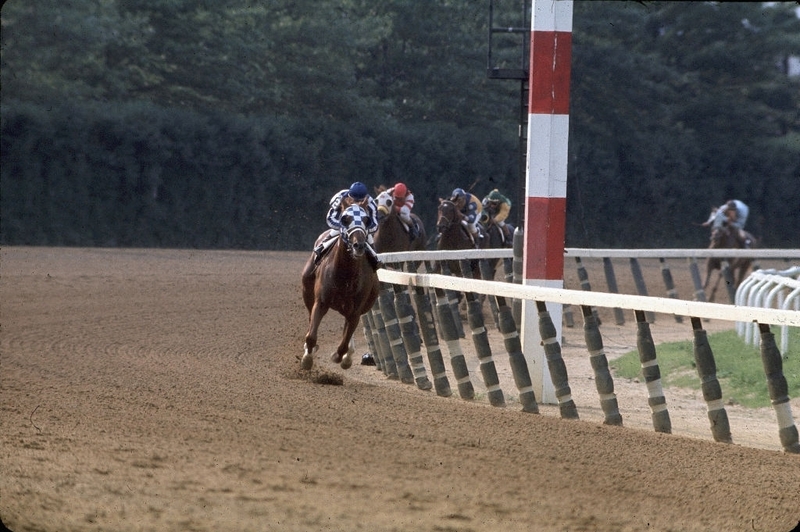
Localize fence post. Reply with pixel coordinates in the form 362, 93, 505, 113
634, 310, 671, 433
581, 305, 622, 425
574, 257, 600, 324
536, 301, 579, 419
688, 257, 707, 303
433, 286, 475, 400
659, 258, 683, 323
368, 303, 397, 379
392, 283, 433, 391
602, 257, 626, 325
439, 261, 466, 339
460, 259, 505, 407
691, 317, 732, 444
409, 278, 452, 398
758, 323, 800, 454
479, 259, 539, 413
378, 287, 415, 385
629, 258, 655, 323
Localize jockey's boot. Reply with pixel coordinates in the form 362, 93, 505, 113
366, 243, 384, 271
409, 222, 420, 241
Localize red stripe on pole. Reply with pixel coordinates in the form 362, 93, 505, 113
524, 196, 566, 280
529, 31, 572, 115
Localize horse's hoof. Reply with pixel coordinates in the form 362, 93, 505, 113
331, 352, 342, 364
341, 352, 352, 370
301, 352, 314, 370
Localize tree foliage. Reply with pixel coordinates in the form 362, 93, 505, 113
2, 1, 799, 249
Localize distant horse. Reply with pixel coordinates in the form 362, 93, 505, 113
301, 205, 379, 370
703, 222, 757, 302
375, 193, 427, 253
436, 199, 486, 278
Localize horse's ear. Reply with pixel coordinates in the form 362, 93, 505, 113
341, 214, 353, 226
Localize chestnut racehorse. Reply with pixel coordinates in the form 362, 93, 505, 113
301, 205, 379, 370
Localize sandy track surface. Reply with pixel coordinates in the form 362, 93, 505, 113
2, 247, 798, 532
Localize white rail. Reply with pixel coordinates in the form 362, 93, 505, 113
736, 268, 800, 352
377, 269, 800, 327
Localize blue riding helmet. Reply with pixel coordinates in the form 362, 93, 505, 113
348, 182, 369, 201
451, 188, 467, 203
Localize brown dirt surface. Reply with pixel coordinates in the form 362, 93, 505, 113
2, 247, 799, 532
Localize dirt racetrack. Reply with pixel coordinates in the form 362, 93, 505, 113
2, 247, 799, 532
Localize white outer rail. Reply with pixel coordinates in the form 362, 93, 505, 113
736, 268, 800, 352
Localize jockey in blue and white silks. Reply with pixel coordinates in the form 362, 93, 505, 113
703, 199, 751, 247
314, 182, 383, 269
326, 185, 379, 237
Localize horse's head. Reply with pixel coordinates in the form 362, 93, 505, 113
437, 199, 460, 233
709, 221, 736, 249
375, 190, 393, 223
340, 205, 370, 258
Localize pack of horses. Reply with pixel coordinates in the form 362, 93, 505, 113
301, 193, 513, 371
301, 198, 754, 370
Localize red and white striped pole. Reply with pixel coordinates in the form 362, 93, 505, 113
522, 0, 573, 404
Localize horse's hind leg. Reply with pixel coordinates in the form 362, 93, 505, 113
332, 315, 360, 369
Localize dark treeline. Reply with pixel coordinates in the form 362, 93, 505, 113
2, 1, 799, 250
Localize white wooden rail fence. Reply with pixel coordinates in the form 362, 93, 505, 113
370, 247, 800, 453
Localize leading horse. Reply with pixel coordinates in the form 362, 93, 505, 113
703, 221, 757, 302
301, 205, 379, 370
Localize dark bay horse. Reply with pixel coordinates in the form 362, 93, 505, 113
374, 207, 427, 254
480, 208, 513, 281
301, 205, 379, 370
436, 199, 486, 278
703, 222, 757, 302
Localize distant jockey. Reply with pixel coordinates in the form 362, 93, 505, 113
376, 182, 420, 240
481, 188, 513, 241
449, 187, 483, 247
703, 199, 751, 248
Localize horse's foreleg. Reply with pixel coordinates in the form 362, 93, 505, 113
332, 315, 360, 369
708, 272, 722, 303
302, 303, 328, 370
